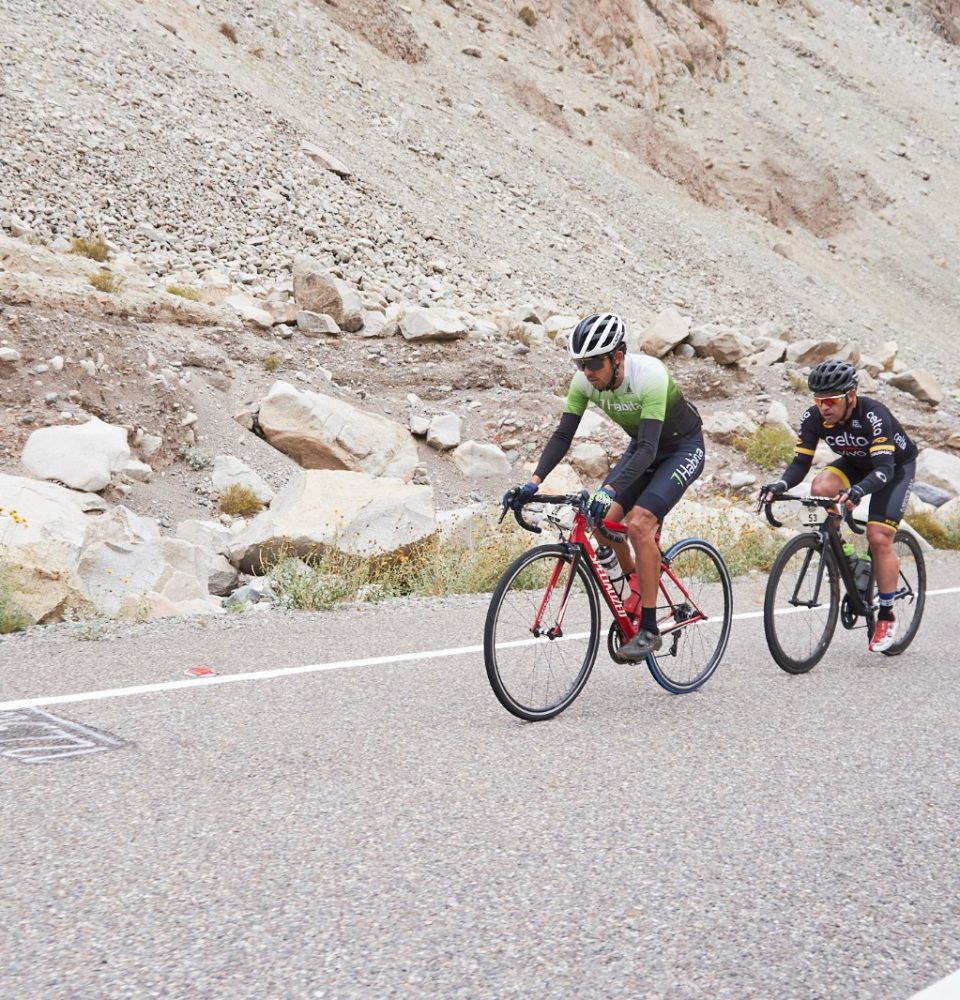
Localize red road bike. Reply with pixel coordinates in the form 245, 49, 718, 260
484, 491, 733, 720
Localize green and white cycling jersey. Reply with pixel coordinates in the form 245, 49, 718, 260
533, 352, 702, 494
563, 354, 700, 441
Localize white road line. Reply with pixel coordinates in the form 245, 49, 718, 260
909, 968, 960, 999
2, 586, 958, 713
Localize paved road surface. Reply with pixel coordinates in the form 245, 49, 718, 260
2, 553, 959, 999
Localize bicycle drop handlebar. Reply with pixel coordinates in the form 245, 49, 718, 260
499, 490, 628, 544
757, 492, 865, 534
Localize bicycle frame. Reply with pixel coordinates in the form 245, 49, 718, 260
534, 508, 712, 646
766, 495, 873, 621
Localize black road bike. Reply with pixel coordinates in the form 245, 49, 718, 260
759, 493, 926, 673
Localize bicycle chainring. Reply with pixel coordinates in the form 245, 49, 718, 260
840, 594, 858, 629
607, 621, 631, 664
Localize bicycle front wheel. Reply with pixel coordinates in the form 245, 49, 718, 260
764, 533, 839, 674
647, 538, 733, 693
484, 544, 601, 721
866, 529, 926, 656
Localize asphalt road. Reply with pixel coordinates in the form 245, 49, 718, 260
2, 553, 959, 1000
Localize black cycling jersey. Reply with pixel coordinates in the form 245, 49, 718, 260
780, 395, 917, 496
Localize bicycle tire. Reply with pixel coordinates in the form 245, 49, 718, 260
866, 530, 926, 656
764, 533, 839, 674
484, 544, 601, 721
646, 538, 732, 694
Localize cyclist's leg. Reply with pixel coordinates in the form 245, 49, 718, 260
811, 458, 852, 498
865, 462, 914, 651
596, 440, 644, 573
618, 434, 705, 659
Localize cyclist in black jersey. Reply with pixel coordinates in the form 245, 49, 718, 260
502, 313, 705, 662
761, 359, 917, 653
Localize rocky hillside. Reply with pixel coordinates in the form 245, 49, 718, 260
1, 0, 959, 624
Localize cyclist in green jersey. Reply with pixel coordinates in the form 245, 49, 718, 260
503, 313, 705, 661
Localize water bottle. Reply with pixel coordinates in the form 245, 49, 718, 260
842, 542, 859, 580
854, 553, 873, 595
596, 545, 625, 595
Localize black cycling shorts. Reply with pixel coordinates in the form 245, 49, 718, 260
609, 431, 705, 521
824, 457, 915, 531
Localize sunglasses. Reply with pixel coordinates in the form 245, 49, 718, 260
813, 393, 849, 406
575, 356, 608, 372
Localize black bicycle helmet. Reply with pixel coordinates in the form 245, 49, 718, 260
808, 359, 858, 394
567, 313, 626, 360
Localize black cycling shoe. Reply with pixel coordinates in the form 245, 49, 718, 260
619, 628, 662, 661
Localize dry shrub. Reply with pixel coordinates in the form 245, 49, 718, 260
906, 511, 960, 549
70, 234, 110, 261
266, 512, 532, 609
219, 484, 265, 518
88, 270, 124, 294
219, 22, 238, 43
518, 6, 538, 27
166, 284, 200, 301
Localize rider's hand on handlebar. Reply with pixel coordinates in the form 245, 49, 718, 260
587, 485, 616, 525
836, 484, 864, 511
759, 479, 787, 504
503, 481, 538, 510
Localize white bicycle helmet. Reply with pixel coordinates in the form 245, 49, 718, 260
567, 313, 626, 360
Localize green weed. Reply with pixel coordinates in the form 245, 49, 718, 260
179, 444, 213, 470
0, 562, 29, 634
734, 425, 795, 471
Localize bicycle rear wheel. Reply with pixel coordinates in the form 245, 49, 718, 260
764, 533, 839, 673
484, 544, 600, 721
647, 538, 733, 693
865, 530, 926, 656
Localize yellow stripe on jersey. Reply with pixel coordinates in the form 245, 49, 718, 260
795, 446, 817, 457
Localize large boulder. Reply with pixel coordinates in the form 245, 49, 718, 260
916, 448, 960, 495
785, 339, 841, 364
887, 369, 944, 406
21, 416, 130, 492
639, 308, 691, 358
257, 380, 419, 480
426, 413, 461, 451
292, 255, 363, 332
227, 470, 437, 573
176, 518, 242, 596
689, 325, 754, 365
212, 455, 274, 504
0, 474, 219, 623
451, 441, 512, 478
398, 307, 469, 342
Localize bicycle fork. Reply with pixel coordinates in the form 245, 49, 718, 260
530, 551, 581, 640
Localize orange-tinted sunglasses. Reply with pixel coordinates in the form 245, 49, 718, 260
813, 393, 848, 406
